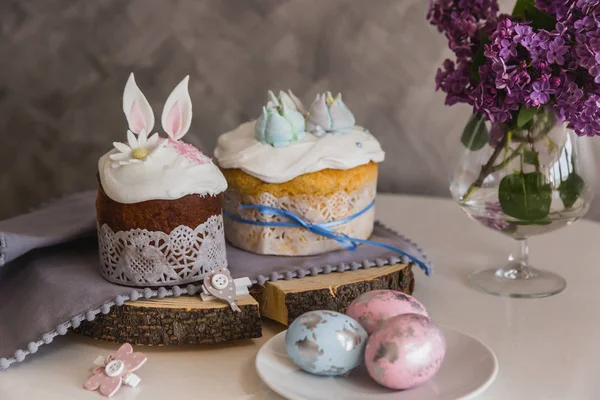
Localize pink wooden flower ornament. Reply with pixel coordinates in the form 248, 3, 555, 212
83, 343, 147, 397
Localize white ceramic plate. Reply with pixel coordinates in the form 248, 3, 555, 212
256, 326, 498, 400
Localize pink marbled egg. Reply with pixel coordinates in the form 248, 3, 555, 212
346, 290, 429, 335
365, 314, 446, 390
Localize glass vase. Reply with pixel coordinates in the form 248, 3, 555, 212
450, 110, 596, 298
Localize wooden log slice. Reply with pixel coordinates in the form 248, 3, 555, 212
250, 263, 414, 326
74, 295, 262, 345
76, 264, 414, 344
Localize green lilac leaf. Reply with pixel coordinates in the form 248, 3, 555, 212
559, 172, 584, 208
499, 172, 552, 221
471, 31, 489, 81
512, 1, 558, 31
517, 106, 538, 128
526, 7, 558, 31
523, 150, 540, 167
512, 0, 535, 17
512, 0, 557, 31
461, 114, 489, 151
510, 219, 552, 226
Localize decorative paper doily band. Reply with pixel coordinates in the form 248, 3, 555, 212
223, 182, 376, 256
98, 215, 227, 287
0, 222, 430, 371
225, 201, 431, 275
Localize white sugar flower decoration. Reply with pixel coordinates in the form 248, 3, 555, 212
306, 92, 355, 136
109, 129, 166, 168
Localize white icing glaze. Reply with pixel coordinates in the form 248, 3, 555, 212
214, 121, 385, 183
99, 139, 228, 204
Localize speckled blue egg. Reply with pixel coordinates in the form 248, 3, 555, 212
285, 310, 368, 376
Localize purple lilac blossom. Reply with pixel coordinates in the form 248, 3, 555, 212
474, 216, 511, 231
530, 80, 554, 105
473, 202, 511, 231
427, 0, 500, 106
435, 59, 473, 106
546, 36, 568, 65
428, 0, 600, 136
536, 0, 572, 19
489, 123, 505, 147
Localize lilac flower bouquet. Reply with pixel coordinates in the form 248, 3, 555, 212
430, 1, 599, 297
429, 0, 599, 225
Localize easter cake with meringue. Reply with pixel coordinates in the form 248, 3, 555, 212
214, 91, 385, 256
96, 74, 228, 287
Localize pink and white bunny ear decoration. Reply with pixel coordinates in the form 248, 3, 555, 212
123, 73, 155, 135
161, 76, 192, 141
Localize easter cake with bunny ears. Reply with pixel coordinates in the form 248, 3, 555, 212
214, 91, 385, 256
96, 74, 228, 287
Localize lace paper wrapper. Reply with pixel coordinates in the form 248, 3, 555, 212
98, 215, 227, 286
223, 182, 376, 256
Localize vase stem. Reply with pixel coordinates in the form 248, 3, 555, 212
498, 239, 537, 280
513, 239, 529, 270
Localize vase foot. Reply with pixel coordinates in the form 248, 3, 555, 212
468, 267, 566, 298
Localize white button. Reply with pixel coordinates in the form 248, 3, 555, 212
211, 274, 229, 290
105, 360, 124, 377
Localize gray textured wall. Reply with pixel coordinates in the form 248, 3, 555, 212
1, 0, 599, 221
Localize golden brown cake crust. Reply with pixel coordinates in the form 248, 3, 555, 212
96, 184, 222, 233
221, 162, 378, 198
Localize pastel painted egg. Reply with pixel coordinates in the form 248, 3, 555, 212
365, 314, 446, 390
285, 310, 368, 376
346, 290, 429, 335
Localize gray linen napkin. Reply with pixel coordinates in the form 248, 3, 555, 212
0, 192, 430, 370
0, 191, 97, 267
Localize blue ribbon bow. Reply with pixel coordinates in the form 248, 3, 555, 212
223, 200, 431, 275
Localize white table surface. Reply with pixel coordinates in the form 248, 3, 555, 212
2, 193, 600, 400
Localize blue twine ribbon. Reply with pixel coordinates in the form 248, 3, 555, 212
223, 201, 431, 275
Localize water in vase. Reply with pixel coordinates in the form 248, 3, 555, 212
458, 187, 589, 240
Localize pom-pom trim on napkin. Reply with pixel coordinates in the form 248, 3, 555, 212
0, 222, 430, 371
